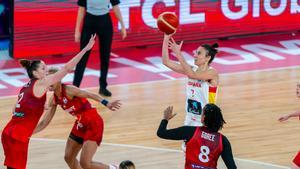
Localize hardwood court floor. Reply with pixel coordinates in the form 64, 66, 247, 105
0, 67, 299, 169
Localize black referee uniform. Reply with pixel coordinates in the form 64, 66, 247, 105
73, 0, 120, 96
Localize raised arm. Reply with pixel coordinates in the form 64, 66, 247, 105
156, 119, 195, 140
169, 38, 217, 81
75, 6, 86, 43
278, 110, 300, 122
157, 106, 195, 140
33, 35, 95, 97
65, 85, 121, 111
112, 5, 127, 39
162, 34, 185, 74
33, 96, 57, 134
44, 35, 95, 87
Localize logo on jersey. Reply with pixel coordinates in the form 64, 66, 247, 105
63, 97, 68, 104
188, 81, 202, 88
191, 164, 211, 169
13, 111, 25, 117
187, 99, 202, 115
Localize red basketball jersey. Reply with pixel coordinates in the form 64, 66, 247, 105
2, 79, 47, 142
53, 84, 92, 118
185, 127, 223, 169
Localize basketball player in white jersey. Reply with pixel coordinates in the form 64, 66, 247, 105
162, 34, 219, 127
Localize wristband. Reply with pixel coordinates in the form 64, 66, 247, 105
101, 99, 109, 106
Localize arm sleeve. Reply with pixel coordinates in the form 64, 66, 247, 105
77, 0, 86, 7
221, 135, 237, 169
156, 119, 196, 141
110, 0, 120, 6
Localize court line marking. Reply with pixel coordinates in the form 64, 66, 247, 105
0, 65, 296, 169
0, 65, 299, 100
30, 137, 289, 169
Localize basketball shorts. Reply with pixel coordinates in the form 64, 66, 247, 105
69, 108, 104, 146
1, 132, 29, 169
293, 151, 300, 167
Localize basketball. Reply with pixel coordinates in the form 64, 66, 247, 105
157, 12, 179, 35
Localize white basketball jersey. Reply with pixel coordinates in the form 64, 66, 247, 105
184, 67, 218, 126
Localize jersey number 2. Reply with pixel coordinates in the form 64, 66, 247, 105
16, 92, 24, 108
198, 145, 210, 163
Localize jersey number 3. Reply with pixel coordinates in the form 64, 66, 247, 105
198, 145, 210, 163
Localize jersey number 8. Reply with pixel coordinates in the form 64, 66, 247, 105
198, 145, 210, 163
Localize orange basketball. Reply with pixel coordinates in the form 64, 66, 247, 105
157, 12, 179, 35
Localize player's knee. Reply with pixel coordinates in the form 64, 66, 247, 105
80, 159, 92, 169
64, 153, 73, 164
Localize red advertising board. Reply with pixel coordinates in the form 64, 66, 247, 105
13, 0, 300, 58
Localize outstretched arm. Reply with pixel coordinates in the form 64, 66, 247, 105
162, 34, 185, 74
169, 38, 217, 81
156, 106, 195, 141
278, 111, 300, 122
156, 119, 195, 141
33, 96, 57, 134
43, 35, 95, 87
66, 85, 121, 111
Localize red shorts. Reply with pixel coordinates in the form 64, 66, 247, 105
293, 151, 300, 167
1, 133, 29, 169
70, 108, 104, 145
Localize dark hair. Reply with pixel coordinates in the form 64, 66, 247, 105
203, 103, 225, 132
19, 59, 42, 79
201, 43, 219, 64
119, 160, 135, 169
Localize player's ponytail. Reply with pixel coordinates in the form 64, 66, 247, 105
19, 59, 42, 79
201, 43, 219, 65
203, 103, 225, 132
211, 43, 219, 49
19, 59, 31, 69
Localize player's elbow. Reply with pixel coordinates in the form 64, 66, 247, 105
156, 129, 162, 138
156, 129, 166, 139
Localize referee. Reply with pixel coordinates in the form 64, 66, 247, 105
73, 0, 126, 96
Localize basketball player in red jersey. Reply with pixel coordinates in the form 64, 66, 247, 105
278, 82, 300, 169
34, 67, 121, 169
157, 104, 237, 169
1, 35, 96, 169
